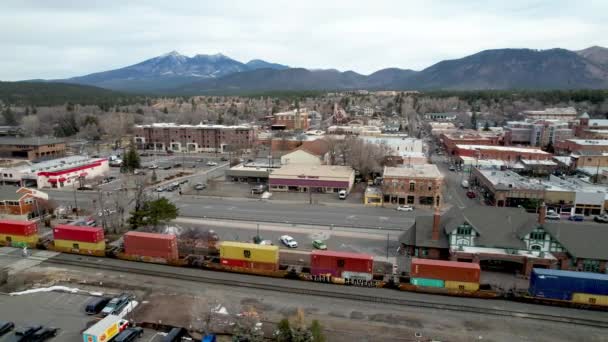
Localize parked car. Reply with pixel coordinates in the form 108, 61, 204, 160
156, 186, 165, 192
259, 240, 273, 246
173, 163, 182, 168
466, 191, 476, 199
194, 183, 206, 191
251, 185, 267, 194
77, 186, 94, 191
113, 327, 143, 342
101, 293, 131, 316
546, 212, 561, 220
568, 214, 585, 222
98, 209, 117, 217
0, 321, 14, 336
179, 179, 189, 185
162, 165, 172, 170
338, 190, 347, 199
593, 214, 608, 223
220, 157, 229, 161
279, 235, 298, 248
148, 164, 158, 170
13, 325, 42, 340
85, 296, 111, 315
206, 161, 218, 166
448, 165, 456, 171
163, 327, 186, 342
396, 205, 414, 212
312, 240, 327, 250
30, 327, 59, 341
134, 170, 146, 175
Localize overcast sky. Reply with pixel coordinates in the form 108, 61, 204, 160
2, 0, 607, 81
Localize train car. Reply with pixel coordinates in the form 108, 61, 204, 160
219, 241, 279, 272
310, 250, 374, 283
49, 224, 106, 256
0, 219, 39, 248
122, 231, 179, 262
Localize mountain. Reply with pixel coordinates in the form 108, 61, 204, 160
59, 51, 289, 92
576, 46, 608, 69
394, 48, 608, 90
0, 81, 134, 106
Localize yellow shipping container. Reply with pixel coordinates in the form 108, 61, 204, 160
445, 281, 479, 292
54, 239, 106, 251
572, 293, 608, 306
219, 241, 279, 264
0, 233, 39, 246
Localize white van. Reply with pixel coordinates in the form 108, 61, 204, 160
338, 190, 347, 200
461, 180, 469, 188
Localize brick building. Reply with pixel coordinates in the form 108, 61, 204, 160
504, 120, 574, 147
269, 165, 354, 193
454, 145, 551, 163
574, 113, 608, 139
0, 186, 48, 221
382, 165, 443, 208
0, 137, 65, 161
271, 109, 309, 131
134, 123, 255, 153
555, 139, 608, 155
521, 107, 578, 121
440, 131, 500, 156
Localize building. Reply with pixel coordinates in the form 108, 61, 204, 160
269, 165, 355, 193
555, 139, 608, 155
574, 113, 608, 139
363, 187, 383, 206
423, 113, 457, 121
521, 107, 578, 121
134, 123, 255, 153
271, 109, 309, 131
0, 156, 109, 189
0, 137, 65, 161
454, 145, 551, 163
504, 120, 574, 147
327, 125, 382, 136
280, 149, 323, 166
361, 135, 424, 156
225, 159, 281, 184
440, 131, 501, 156
0, 186, 48, 221
382, 165, 443, 208
471, 169, 546, 207
428, 122, 458, 137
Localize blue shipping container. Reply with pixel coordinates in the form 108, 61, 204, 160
529, 269, 608, 300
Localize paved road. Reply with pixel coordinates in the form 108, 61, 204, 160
432, 154, 480, 209
173, 217, 401, 257
175, 196, 418, 229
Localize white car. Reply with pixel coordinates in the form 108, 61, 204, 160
206, 161, 218, 166
546, 212, 561, 220
279, 235, 298, 248
148, 164, 158, 170
396, 205, 415, 212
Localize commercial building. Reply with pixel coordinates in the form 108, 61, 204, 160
504, 120, 574, 147
0, 186, 48, 221
269, 165, 355, 193
521, 107, 578, 121
555, 139, 608, 155
440, 131, 501, 156
280, 149, 323, 166
574, 113, 608, 139
0, 156, 109, 189
134, 123, 255, 153
225, 159, 281, 184
382, 165, 443, 208
271, 109, 309, 131
327, 125, 382, 136
361, 135, 424, 156
423, 113, 457, 121
363, 187, 383, 206
454, 145, 551, 163
471, 169, 546, 207
0, 137, 65, 161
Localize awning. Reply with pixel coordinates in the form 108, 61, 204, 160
58, 177, 66, 182
79, 172, 88, 177
48, 179, 57, 183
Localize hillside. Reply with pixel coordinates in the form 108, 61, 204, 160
576, 46, 608, 69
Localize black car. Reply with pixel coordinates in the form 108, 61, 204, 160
29, 327, 59, 341
113, 327, 143, 342
85, 296, 111, 315
162, 327, 185, 342
162, 165, 172, 170
0, 321, 14, 335
13, 325, 42, 341
173, 163, 182, 168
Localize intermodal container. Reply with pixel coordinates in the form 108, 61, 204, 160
529, 268, 608, 300
0, 219, 37, 236
444, 280, 479, 292
124, 231, 178, 260
220, 258, 278, 271
54, 239, 106, 251
410, 277, 444, 288
410, 258, 480, 283
53, 224, 104, 243
311, 250, 373, 278
219, 242, 279, 264
571, 293, 608, 306
0, 233, 39, 246
82, 314, 121, 342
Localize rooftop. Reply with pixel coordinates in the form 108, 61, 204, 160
588, 119, 608, 126
566, 139, 608, 146
2, 156, 104, 174
0, 186, 24, 200
135, 122, 251, 129
0, 137, 64, 146
543, 222, 608, 260
522, 107, 577, 115
478, 169, 546, 190
383, 164, 442, 179
456, 144, 550, 154
270, 164, 354, 178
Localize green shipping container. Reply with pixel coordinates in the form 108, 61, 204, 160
411, 277, 445, 288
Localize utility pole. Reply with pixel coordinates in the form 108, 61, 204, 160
386, 233, 390, 259
72, 182, 78, 214
98, 189, 106, 230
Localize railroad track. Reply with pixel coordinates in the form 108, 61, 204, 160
28, 255, 608, 329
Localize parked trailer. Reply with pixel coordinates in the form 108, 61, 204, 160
82, 314, 121, 342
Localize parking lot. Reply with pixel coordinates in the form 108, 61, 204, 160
0, 291, 159, 341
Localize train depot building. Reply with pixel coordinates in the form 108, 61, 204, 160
399, 205, 607, 276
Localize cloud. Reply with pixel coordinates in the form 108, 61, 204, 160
1, 0, 607, 80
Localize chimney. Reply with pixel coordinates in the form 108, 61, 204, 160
432, 208, 441, 241
538, 203, 546, 225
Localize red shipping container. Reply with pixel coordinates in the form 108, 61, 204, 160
124, 231, 178, 260
0, 219, 37, 236
53, 224, 104, 243
221, 258, 248, 268
410, 258, 480, 283
221, 258, 278, 271
311, 251, 373, 277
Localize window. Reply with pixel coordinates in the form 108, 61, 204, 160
530, 232, 545, 240
456, 224, 472, 235
582, 259, 600, 273
421, 248, 428, 256
409, 182, 415, 191
530, 245, 541, 251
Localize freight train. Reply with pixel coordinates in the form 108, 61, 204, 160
1, 219, 606, 311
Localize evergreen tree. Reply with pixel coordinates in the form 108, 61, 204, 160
470, 111, 478, 128
121, 144, 140, 173
483, 121, 491, 131
129, 197, 179, 229
2, 106, 18, 126
163, 107, 168, 114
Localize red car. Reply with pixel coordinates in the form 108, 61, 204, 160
466, 191, 476, 199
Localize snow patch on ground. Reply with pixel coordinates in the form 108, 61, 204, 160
10, 285, 104, 296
